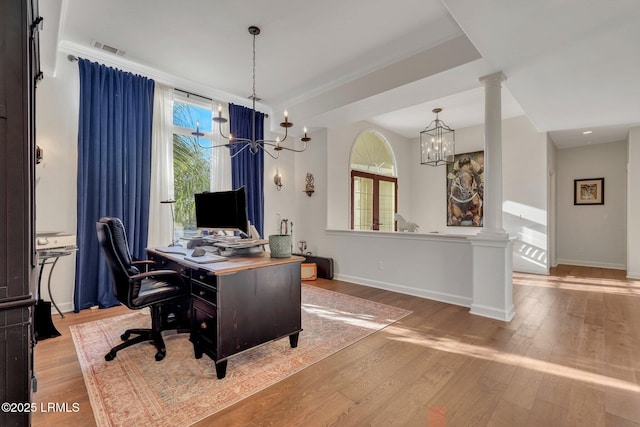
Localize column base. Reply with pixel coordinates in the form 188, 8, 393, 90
469, 235, 514, 322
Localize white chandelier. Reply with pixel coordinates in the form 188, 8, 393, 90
194, 26, 310, 159
420, 108, 455, 166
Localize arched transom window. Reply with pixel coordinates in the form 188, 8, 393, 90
350, 131, 397, 231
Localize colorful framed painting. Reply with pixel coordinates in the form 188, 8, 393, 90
446, 151, 484, 226
574, 178, 604, 205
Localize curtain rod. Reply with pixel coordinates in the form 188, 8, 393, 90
174, 89, 269, 117
174, 88, 213, 102
64, 60, 269, 117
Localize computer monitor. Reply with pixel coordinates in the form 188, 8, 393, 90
194, 187, 249, 234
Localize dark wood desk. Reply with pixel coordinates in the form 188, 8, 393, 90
147, 248, 304, 379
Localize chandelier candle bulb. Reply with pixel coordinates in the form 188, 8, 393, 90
280, 109, 293, 128
212, 104, 227, 124
301, 126, 311, 142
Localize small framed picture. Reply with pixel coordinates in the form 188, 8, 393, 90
574, 178, 604, 205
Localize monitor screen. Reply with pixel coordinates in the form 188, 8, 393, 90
194, 187, 248, 234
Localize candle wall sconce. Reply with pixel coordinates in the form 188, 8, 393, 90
274, 169, 283, 191
304, 172, 315, 197
36, 145, 43, 164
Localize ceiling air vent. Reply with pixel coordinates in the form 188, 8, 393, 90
91, 40, 126, 57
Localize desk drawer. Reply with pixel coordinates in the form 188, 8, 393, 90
191, 298, 217, 352
192, 281, 217, 303
192, 269, 217, 290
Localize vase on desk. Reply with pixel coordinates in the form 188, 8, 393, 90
268, 234, 291, 258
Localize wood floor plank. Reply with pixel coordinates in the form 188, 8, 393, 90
32, 267, 640, 427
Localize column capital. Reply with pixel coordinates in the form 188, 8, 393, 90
479, 71, 506, 87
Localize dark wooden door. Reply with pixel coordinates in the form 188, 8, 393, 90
0, 0, 40, 425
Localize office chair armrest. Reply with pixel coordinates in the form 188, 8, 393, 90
132, 259, 155, 266
128, 269, 185, 300
130, 269, 180, 281
132, 259, 156, 272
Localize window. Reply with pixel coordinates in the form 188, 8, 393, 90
171, 96, 223, 235
350, 131, 397, 231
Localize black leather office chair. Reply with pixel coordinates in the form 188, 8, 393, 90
96, 217, 189, 362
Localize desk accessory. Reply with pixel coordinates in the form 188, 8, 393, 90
160, 199, 178, 246
269, 218, 292, 258
301, 263, 317, 280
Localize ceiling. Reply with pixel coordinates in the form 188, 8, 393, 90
40, 0, 640, 148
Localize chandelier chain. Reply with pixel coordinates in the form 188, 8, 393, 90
252, 31, 256, 104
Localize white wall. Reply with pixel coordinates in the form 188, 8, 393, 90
502, 117, 549, 274
35, 52, 80, 313
409, 119, 484, 235
410, 116, 549, 273
295, 116, 547, 312
324, 231, 472, 307
628, 128, 640, 278
556, 141, 627, 269
326, 121, 412, 230
291, 128, 328, 256
310, 121, 477, 309
547, 135, 558, 268
263, 137, 296, 238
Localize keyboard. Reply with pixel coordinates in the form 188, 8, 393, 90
155, 247, 188, 255
183, 254, 227, 264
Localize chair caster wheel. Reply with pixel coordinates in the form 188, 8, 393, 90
155, 351, 166, 361
121, 332, 131, 341
105, 351, 116, 361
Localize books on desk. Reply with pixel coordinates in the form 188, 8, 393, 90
213, 239, 268, 249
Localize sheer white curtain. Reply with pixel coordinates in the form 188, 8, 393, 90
211, 102, 232, 192
148, 84, 175, 247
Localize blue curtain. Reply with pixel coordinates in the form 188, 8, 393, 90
74, 59, 155, 311
229, 103, 264, 236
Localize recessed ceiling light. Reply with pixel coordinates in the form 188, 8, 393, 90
582, 130, 593, 135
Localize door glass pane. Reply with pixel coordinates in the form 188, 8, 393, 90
353, 176, 373, 230
379, 180, 395, 231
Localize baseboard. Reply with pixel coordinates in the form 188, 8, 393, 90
334, 273, 472, 308
469, 303, 515, 322
513, 266, 550, 275
627, 271, 640, 279
46, 300, 74, 315
555, 258, 626, 271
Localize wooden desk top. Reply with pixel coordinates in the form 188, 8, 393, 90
147, 247, 304, 275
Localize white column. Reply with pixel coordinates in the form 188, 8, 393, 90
468, 71, 514, 322
627, 127, 640, 278
479, 72, 506, 236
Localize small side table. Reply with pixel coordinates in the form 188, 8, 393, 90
34, 246, 77, 340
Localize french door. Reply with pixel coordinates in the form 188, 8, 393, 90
351, 170, 397, 231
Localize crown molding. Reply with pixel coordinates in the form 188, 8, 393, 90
57, 40, 271, 114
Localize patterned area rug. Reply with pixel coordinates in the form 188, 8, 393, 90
71, 284, 411, 427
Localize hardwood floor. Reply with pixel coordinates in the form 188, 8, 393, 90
32, 265, 640, 426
